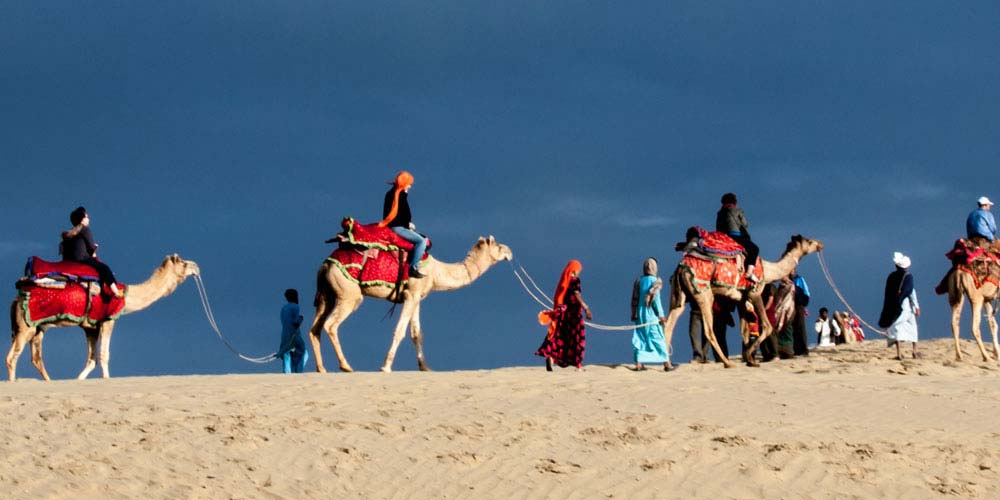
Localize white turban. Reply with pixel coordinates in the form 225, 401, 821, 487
892, 251, 911, 269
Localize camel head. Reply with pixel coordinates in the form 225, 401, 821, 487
161, 253, 200, 279
475, 235, 513, 263
783, 235, 824, 257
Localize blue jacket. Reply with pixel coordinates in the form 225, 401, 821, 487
967, 208, 997, 242
277, 302, 305, 357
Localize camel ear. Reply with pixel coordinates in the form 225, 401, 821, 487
477, 236, 487, 246
488, 235, 495, 244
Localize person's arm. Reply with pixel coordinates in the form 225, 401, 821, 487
910, 290, 920, 316
80, 227, 98, 256
738, 208, 749, 230
814, 319, 823, 333
831, 319, 841, 335
574, 290, 593, 321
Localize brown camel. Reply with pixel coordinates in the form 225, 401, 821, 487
661, 235, 824, 368
940, 263, 1000, 362
309, 236, 513, 372
7, 254, 200, 381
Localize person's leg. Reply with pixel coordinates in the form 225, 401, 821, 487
712, 314, 729, 361
282, 352, 293, 373
793, 307, 809, 356
688, 309, 707, 362
390, 227, 427, 270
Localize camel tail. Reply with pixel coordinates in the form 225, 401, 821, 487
313, 263, 337, 310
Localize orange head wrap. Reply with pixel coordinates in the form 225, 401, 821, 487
378, 171, 415, 228
552, 260, 582, 306
538, 260, 583, 338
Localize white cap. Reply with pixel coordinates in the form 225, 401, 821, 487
979, 196, 993, 206
893, 251, 911, 269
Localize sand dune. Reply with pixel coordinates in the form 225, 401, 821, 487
2, 338, 1000, 499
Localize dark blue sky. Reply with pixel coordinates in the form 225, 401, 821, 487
3, 2, 999, 378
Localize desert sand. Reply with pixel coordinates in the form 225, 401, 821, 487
2, 338, 999, 499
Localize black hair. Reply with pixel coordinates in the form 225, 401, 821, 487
685, 226, 700, 240
70, 206, 87, 226
819, 307, 829, 315
284, 289, 299, 303
721, 193, 737, 205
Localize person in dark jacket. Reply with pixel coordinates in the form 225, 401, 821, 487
378, 171, 428, 279
60, 206, 120, 298
716, 193, 760, 281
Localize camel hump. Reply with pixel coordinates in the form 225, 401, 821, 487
333, 217, 433, 254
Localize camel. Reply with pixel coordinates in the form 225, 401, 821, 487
661, 235, 824, 368
309, 235, 513, 373
940, 262, 1000, 362
7, 254, 200, 381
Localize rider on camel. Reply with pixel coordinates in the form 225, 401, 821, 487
716, 193, 760, 281
60, 206, 120, 300
379, 171, 428, 279
966, 196, 997, 250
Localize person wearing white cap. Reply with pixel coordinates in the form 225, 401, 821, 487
966, 196, 997, 247
878, 252, 920, 360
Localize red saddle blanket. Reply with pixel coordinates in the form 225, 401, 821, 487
945, 239, 1000, 265
27, 256, 101, 281
326, 247, 428, 288
338, 218, 431, 253
679, 253, 762, 291
18, 282, 127, 327
696, 228, 744, 258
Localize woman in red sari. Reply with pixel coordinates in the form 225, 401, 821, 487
536, 260, 593, 371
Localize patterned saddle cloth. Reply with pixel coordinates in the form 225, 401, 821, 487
332, 217, 432, 253
945, 238, 1000, 265
694, 227, 744, 259
17, 257, 126, 326
938, 239, 1000, 293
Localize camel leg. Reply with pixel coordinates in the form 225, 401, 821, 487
78, 328, 100, 380
381, 296, 420, 372
319, 296, 361, 373
985, 300, 1000, 361
661, 302, 685, 352
950, 294, 965, 361
694, 293, 733, 368
743, 293, 773, 367
29, 329, 51, 381
6, 326, 33, 382
408, 303, 430, 371
97, 321, 115, 378
308, 291, 333, 373
970, 298, 991, 362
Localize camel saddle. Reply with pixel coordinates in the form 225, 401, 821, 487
687, 227, 745, 260
16, 257, 127, 327
328, 217, 432, 254
937, 239, 1000, 293
325, 218, 432, 302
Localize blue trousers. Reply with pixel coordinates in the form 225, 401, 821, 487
282, 349, 309, 374
391, 226, 428, 269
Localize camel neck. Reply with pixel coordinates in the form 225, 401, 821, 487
122, 267, 184, 314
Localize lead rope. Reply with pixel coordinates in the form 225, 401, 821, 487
510, 261, 661, 331
816, 251, 888, 337
192, 273, 282, 363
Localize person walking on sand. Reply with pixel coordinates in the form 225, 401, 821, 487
379, 170, 429, 278
276, 289, 309, 373
814, 307, 840, 348
878, 252, 921, 360
536, 260, 592, 371
630, 258, 675, 372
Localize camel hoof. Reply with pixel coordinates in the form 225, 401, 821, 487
418, 363, 432, 372
723, 363, 735, 369
746, 360, 759, 368
339, 365, 354, 373
380, 366, 392, 373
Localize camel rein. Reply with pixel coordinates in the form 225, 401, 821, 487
192, 273, 288, 364
816, 251, 888, 337
509, 261, 661, 332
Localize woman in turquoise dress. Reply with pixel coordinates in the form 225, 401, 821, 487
631, 258, 675, 371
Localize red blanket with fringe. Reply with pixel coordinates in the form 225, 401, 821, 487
326, 247, 429, 287
945, 239, 1000, 265
27, 256, 101, 281
696, 228, 744, 258
338, 218, 431, 253
18, 283, 127, 327
679, 253, 762, 291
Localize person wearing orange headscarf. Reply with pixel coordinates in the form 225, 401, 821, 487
536, 260, 592, 371
379, 171, 428, 278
